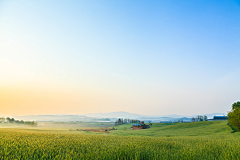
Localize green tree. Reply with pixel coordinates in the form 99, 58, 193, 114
228, 101, 240, 131
204, 115, 208, 121
232, 101, 240, 110
197, 115, 200, 122
6, 117, 15, 123
0, 117, 5, 123
117, 118, 123, 125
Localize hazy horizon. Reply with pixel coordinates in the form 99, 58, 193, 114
1, 111, 226, 120
1, 0, 240, 116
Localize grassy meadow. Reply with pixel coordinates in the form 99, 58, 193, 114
0, 121, 239, 159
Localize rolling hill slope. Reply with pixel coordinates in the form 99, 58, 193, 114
110, 121, 234, 137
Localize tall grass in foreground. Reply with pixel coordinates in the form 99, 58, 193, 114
0, 129, 239, 159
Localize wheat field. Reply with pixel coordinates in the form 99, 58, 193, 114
0, 121, 239, 159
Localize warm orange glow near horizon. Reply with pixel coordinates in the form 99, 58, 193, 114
0, 85, 103, 115
0, 84, 151, 116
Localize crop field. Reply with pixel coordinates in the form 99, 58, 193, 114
0, 121, 240, 159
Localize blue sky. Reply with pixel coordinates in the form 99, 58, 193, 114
0, 0, 239, 116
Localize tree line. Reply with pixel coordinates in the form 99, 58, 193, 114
115, 118, 140, 126
191, 115, 208, 122
0, 117, 38, 126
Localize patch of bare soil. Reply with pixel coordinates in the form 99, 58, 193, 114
71, 128, 117, 134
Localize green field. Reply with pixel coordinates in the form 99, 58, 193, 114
0, 121, 239, 159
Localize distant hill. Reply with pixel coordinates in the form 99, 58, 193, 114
111, 121, 231, 137
140, 114, 184, 118
85, 111, 183, 119
85, 111, 227, 119
84, 111, 143, 118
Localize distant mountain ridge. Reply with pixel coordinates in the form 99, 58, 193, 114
84, 111, 184, 118
84, 111, 143, 118
85, 111, 225, 119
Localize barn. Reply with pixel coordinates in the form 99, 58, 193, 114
132, 121, 150, 130
208, 116, 228, 121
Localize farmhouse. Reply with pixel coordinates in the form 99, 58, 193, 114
208, 116, 228, 121
132, 121, 150, 130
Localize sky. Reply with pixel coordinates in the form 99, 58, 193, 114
0, 0, 240, 116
